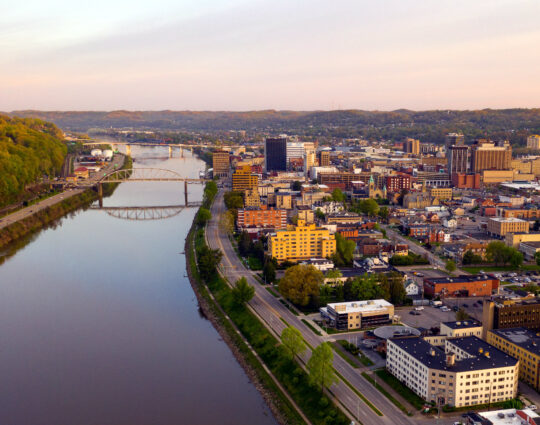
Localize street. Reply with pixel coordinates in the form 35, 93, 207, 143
206, 190, 457, 425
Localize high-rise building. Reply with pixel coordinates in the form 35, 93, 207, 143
470, 140, 512, 172
212, 150, 230, 178
482, 297, 540, 338
264, 137, 287, 172
445, 133, 464, 149
448, 145, 469, 175
403, 138, 420, 155
232, 165, 259, 191
268, 220, 336, 262
527, 135, 540, 150
318, 150, 330, 166
303, 142, 316, 173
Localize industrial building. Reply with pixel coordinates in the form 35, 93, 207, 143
423, 275, 499, 298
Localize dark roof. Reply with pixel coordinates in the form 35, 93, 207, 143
388, 336, 518, 372
442, 320, 482, 330
425, 274, 498, 284
490, 328, 540, 355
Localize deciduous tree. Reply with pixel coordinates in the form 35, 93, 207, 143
231, 277, 255, 306
278, 264, 323, 306
281, 326, 307, 360
307, 342, 337, 393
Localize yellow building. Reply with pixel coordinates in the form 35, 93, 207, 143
527, 135, 540, 150
505, 232, 540, 248
212, 150, 230, 177
430, 187, 452, 200
487, 217, 529, 237
243, 187, 261, 208
276, 192, 293, 209
232, 165, 259, 191
488, 328, 540, 391
482, 170, 514, 184
404, 138, 420, 155
268, 219, 336, 262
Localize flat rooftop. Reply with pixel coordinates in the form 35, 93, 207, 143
489, 217, 528, 223
425, 274, 498, 284
327, 299, 393, 314
442, 320, 482, 330
490, 328, 540, 355
389, 336, 518, 372
479, 408, 539, 425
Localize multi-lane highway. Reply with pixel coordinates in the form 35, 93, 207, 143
206, 190, 435, 425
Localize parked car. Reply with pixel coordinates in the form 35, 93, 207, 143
462, 303, 469, 308
415, 306, 424, 311
452, 306, 459, 312
528, 405, 537, 411
409, 311, 421, 315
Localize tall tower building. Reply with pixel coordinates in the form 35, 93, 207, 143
527, 135, 540, 150
448, 145, 469, 175
470, 140, 512, 172
212, 150, 230, 178
264, 137, 287, 172
445, 133, 465, 149
403, 138, 420, 155
303, 142, 316, 174
318, 150, 330, 166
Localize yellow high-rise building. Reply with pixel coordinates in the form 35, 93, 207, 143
232, 165, 259, 191
268, 220, 336, 262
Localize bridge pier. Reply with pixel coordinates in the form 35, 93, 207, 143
168, 146, 173, 158
98, 183, 103, 208
184, 180, 188, 206
125, 145, 131, 156
181, 147, 184, 158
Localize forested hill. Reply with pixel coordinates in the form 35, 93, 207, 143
9, 109, 540, 145
0, 115, 66, 207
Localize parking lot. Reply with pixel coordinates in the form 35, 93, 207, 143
399, 305, 457, 329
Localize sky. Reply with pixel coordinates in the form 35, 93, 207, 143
1, 0, 539, 111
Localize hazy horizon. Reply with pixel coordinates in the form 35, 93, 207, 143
2, 0, 539, 111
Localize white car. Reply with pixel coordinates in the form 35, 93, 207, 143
528, 405, 537, 411
414, 306, 424, 311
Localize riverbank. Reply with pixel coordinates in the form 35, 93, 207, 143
185, 183, 351, 425
0, 155, 131, 251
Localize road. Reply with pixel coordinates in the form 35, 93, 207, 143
207, 190, 439, 425
0, 155, 124, 231
384, 225, 469, 275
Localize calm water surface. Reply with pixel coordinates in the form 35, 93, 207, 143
0, 146, 277, 425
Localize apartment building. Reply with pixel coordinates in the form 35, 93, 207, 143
430, 187, 453, 200
488, 328, 540, 391
320, 300, 394, 330
318, 150, 330, 166
243, 187, 261, 207
404, 138, 420, 155
267, 219, 336, 262
471, 140, 512, 173
487, 217, 529, 237
387, 336, 519, 408
237, 206, 287, 229
232, 165, 259, 191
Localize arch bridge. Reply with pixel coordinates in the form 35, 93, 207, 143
92, 167, 209, 206
90, 203, 203, 221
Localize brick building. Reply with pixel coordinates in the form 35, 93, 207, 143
237, 206, 287, 229
423, 275, 499, 298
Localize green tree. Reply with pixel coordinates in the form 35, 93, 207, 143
281, 326, 307, 360
535, 251, 540, 266
325, 268, 343, 286
224, 191, 244, 210
463, 250, 483, 265
456, 308, 469, 321
292, 180, 303, 191
384, 272, 406, 305
278, 264, 324, 306
219, 210, 235, 234
196, 245, 223, 281
331, 188, 345, 202
359, 199, 380, 217
238, 231, 252, 257
378, 206, 389, 222
196, 207, 212, 226
350, 274, 381, 300
315, 209, 326, 220
509, 250, 524, 269
332, 233, 355, 266
231, 277, 255, 306
445, 260, 457, 274
307, 342, 337, 393
262, 258, 277, 283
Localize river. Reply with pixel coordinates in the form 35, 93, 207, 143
0, 146, 277, 425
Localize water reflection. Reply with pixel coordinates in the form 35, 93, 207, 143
0, 146, 277, 425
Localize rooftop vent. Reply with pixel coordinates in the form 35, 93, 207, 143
485, 351, 490, 358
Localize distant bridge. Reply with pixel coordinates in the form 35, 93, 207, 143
90, 203, 202, 221
82, 141, 244, 157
